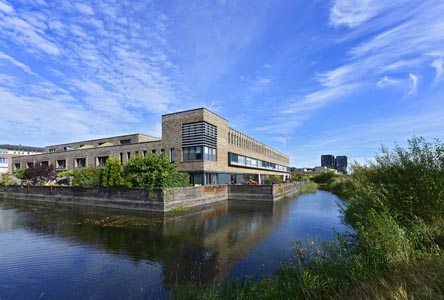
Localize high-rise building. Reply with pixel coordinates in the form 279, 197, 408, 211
335, 156, 348, 174
321, 154, 335, 169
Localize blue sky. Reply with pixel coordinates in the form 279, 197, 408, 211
0, 0, 443, 167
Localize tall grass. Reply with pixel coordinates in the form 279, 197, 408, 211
173, 137, 444, 299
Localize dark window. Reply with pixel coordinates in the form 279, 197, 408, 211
97, 156, 108, 168
170, 148, 176, 163
120, 139, 131, 145
56, 160, 66, 169
143, 150, 147, 157
75, 158, 86, 168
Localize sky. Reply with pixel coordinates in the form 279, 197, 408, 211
0, 0, 443, 167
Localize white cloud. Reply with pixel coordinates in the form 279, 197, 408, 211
430, 57, 443, 86
407, 73, 418, 96
376, 76, 399, 88
0, 0, 13, 14
75, 3, 94, 15
329, 0, 395, 28
0, 51, 36, 75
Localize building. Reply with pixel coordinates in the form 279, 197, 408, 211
0, 145, 44, 174
12, 108, 290, 185
321, 154, 335, 169
335, 156, 348, 174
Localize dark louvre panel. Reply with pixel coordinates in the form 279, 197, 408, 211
182, 122, 217, 148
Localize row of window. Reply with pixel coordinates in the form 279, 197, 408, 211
15, 149, 177, 171
229, 152, 288, 172
0, 158, 8, 163
228, 128, 287, 164
182, 146, 217, 162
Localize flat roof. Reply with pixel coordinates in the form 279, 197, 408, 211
45, 133, 160, 148
0, 144, 44, 151
162, 107, 228, 121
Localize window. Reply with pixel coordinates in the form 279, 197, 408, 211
56, 160, 66, 169
75, 158, 86, 168
127, 152, 131, 160
41, 161, 49, 166
120, 139, 131, 145
26, 162, 34, 169
14, 163, 21, 170
49, 148, 56, 153
161, 149, 165, 155
119, 153, 123, 164
96, 156, 108, 168
143, 150, 147, 157
152, 150, 156, 154
170, 148, 176, 163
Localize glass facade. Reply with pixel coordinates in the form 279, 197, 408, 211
183, 146, 216, 161
229, 152, 288, 172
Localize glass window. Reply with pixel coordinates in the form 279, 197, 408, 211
56, 160, 66, 169
170, 148, 175, 163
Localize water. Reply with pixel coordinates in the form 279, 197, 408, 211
0, 190, 347, 300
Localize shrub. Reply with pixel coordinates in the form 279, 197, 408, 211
70, 168, 102, 187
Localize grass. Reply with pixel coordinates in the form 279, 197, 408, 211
169, 206, 189, 214
74, 215, 163, 228
172, 137, 444, 300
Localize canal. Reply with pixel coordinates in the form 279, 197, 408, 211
0, 190, 348, 299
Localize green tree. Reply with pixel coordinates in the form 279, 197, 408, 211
15, 168, 27, 180
125, 153, 189, 190
60, 168, 102, 187
101, 157, 126, 187
1, 173, 15, 186
312, 170, 337, 184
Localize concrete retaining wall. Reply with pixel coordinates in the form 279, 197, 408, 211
0, 181, 306, 212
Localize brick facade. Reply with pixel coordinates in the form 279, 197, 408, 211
12, 108, 290, 184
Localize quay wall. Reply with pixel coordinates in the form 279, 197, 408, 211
0, 182, 307, 212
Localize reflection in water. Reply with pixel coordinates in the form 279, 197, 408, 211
0, 191, 347, 300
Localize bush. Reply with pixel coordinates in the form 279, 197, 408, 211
1, 173, 15, 186
312, 171, 337, 184
102, 157, 126, 187
70, 168, 102, 187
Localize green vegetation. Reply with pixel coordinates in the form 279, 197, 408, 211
173, 137, 444, 299
57, 153, 190, 190
14, 168, 27, 181
169, 206, 189, 214
297, 181, 318, 194
75, 215, 163, 228
102, 157, 126, 187
60, 168, 103, 187
311, 170, 337, 184
125, 153, 190, 190
1, 173, 15, 186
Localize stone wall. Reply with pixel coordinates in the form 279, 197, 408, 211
0, 185, 165, 212
163, 185, 228, 211
0, 181, 307, 212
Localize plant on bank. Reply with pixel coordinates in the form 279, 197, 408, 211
125, 153, 190, 190
101, 157, 126, 187
60, 168, 102, 187
1, 173, 15, 186
23, 163, 57, 185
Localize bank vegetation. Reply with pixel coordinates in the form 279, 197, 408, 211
173, 137, 444, 299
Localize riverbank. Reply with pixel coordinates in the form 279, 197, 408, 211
172, 137, 444, 299
0, 181, 309, 212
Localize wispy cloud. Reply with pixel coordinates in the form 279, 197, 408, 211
0, 51, 36, 75
376, 76, 399, 88
407, 73, 418, 96
430, 57, 443, 86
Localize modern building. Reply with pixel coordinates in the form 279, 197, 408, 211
0, 145, 44, 174
12, 108, 290, 185
321, 154, 335, 169
335, 156, 348, 174
320, 154, 348, 174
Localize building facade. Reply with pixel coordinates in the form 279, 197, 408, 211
335, 156, 348, 174
12, 108, 290, 185
321, 154, 335, 169
0, 145, 44, 174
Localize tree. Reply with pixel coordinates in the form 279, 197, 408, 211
101, 157, 126, 187
24, 163, 57, 185
125, 153, 189, 190
1, 173, 15, 186
15, 168, 27, 181
60, 168, 102, 187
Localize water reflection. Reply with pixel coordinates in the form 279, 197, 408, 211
0, 191, 347, 299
